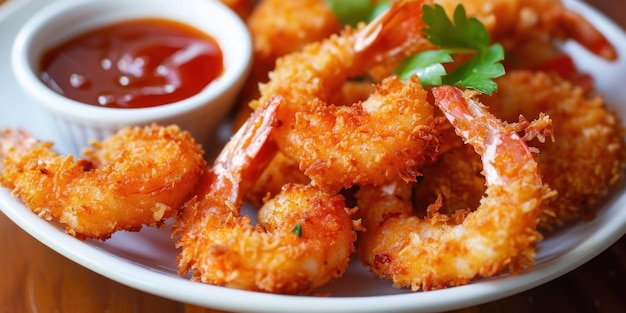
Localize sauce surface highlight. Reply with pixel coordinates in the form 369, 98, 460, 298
40, 18, 224, 109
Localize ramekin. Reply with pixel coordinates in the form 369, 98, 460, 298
12, 0, 252, 154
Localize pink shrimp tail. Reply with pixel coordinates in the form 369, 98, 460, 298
208, 96, 281, 206
354, 0, 432, 61
432, 86, 542, 184
560, 10, 617, 60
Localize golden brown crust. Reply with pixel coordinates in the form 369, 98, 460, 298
1, 125, 206, 240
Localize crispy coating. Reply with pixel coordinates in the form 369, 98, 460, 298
356, 87, 554, 291
173, 99, 356, 294
274, 75, 438, 193
435, 0, 616, 60
247, 0, 438, 193
0, 125, 206, 240
233, 0, 343, 129
176, 182, 355, 294
248, 0, 341, 62
249, 0, 432, 112
412, 70, 626, 229
244, 150, 310, 208
484, 70, 626, 227
412, 134, 485, 216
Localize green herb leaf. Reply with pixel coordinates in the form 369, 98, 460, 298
442, 44, 505, 94
396, 3, 505, 95
422, 4, 490, 51
291, 222, 303, 237
396, 50, 452, 85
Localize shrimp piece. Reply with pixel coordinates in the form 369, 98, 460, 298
483, 70, 626, 227
243, 151, 310, 208
275, 75, 438, 193
412, 135, 486, 216
248, 0, 438, 193
250, 0, 432, 111
356, 86, 554, 291
411, 71, 626, 229
173, 98, 356, 294
0, 125, 206, 240
231, 0, 345, 190
243, 78, 379, 206
233, 0, 343, 129
434, 0, 616, 60
248, 0, 342, 64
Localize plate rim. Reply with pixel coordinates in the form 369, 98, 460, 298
1, 0, 625, 312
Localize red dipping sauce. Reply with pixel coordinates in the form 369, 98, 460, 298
39, 18, 224, 109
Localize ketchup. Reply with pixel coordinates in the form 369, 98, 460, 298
39, 18, 224, 109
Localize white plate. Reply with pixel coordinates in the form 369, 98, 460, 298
1, 0, 625, 312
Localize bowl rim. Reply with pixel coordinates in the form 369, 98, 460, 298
11, 0, 252, 127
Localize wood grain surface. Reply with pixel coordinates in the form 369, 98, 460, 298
1, 0, 625, 312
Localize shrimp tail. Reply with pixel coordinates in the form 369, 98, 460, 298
356, 86, 554, 291
208, 96, 282, 207
560, 9, 617, 60
354, 0, 434, 66
174, 96, 355, 294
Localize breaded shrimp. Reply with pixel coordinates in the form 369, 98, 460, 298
411, 71, 626, 229
484, 70, 626, 227
356, 86, 554, 291
249, 0, 433, 112
412, 134, 486, 216
173, 98, 356, 294
233, 0, 343, 129
274, 75, 438, 193
244, 151, 310, 208
250, 0, 439, 193
248, 0, 342, 64
0, 125, 206, 240
242, 79, 377, 207
435, 0, 616, 60
233, 0, 346, 203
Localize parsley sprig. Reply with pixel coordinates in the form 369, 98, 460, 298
324, 1, 505, 94
396, 4, 505, 94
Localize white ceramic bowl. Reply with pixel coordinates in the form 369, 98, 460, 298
11, 0, 252, 155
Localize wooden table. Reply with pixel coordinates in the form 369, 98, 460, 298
1, 0, 625, 312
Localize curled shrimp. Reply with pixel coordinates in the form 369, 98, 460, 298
355, 86, 554, 291
233, 0, 343, 130
0, 125, 206, 240
483, 70, 626, 227
435, 0, 616, 60
173, 98, 356, 294
248, 0, 438, 193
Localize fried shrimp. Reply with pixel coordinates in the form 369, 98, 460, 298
435, 0, 616, 60
233, 0, 343, 129
249, 0, 438, 193
483, 70, 626, 227
173, 98, 356, 294
0, 125, 206, 240
356, 86, 554, 291
407, 70, 625, 230
249, 0, 432, 112
275, 75, 437, 193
